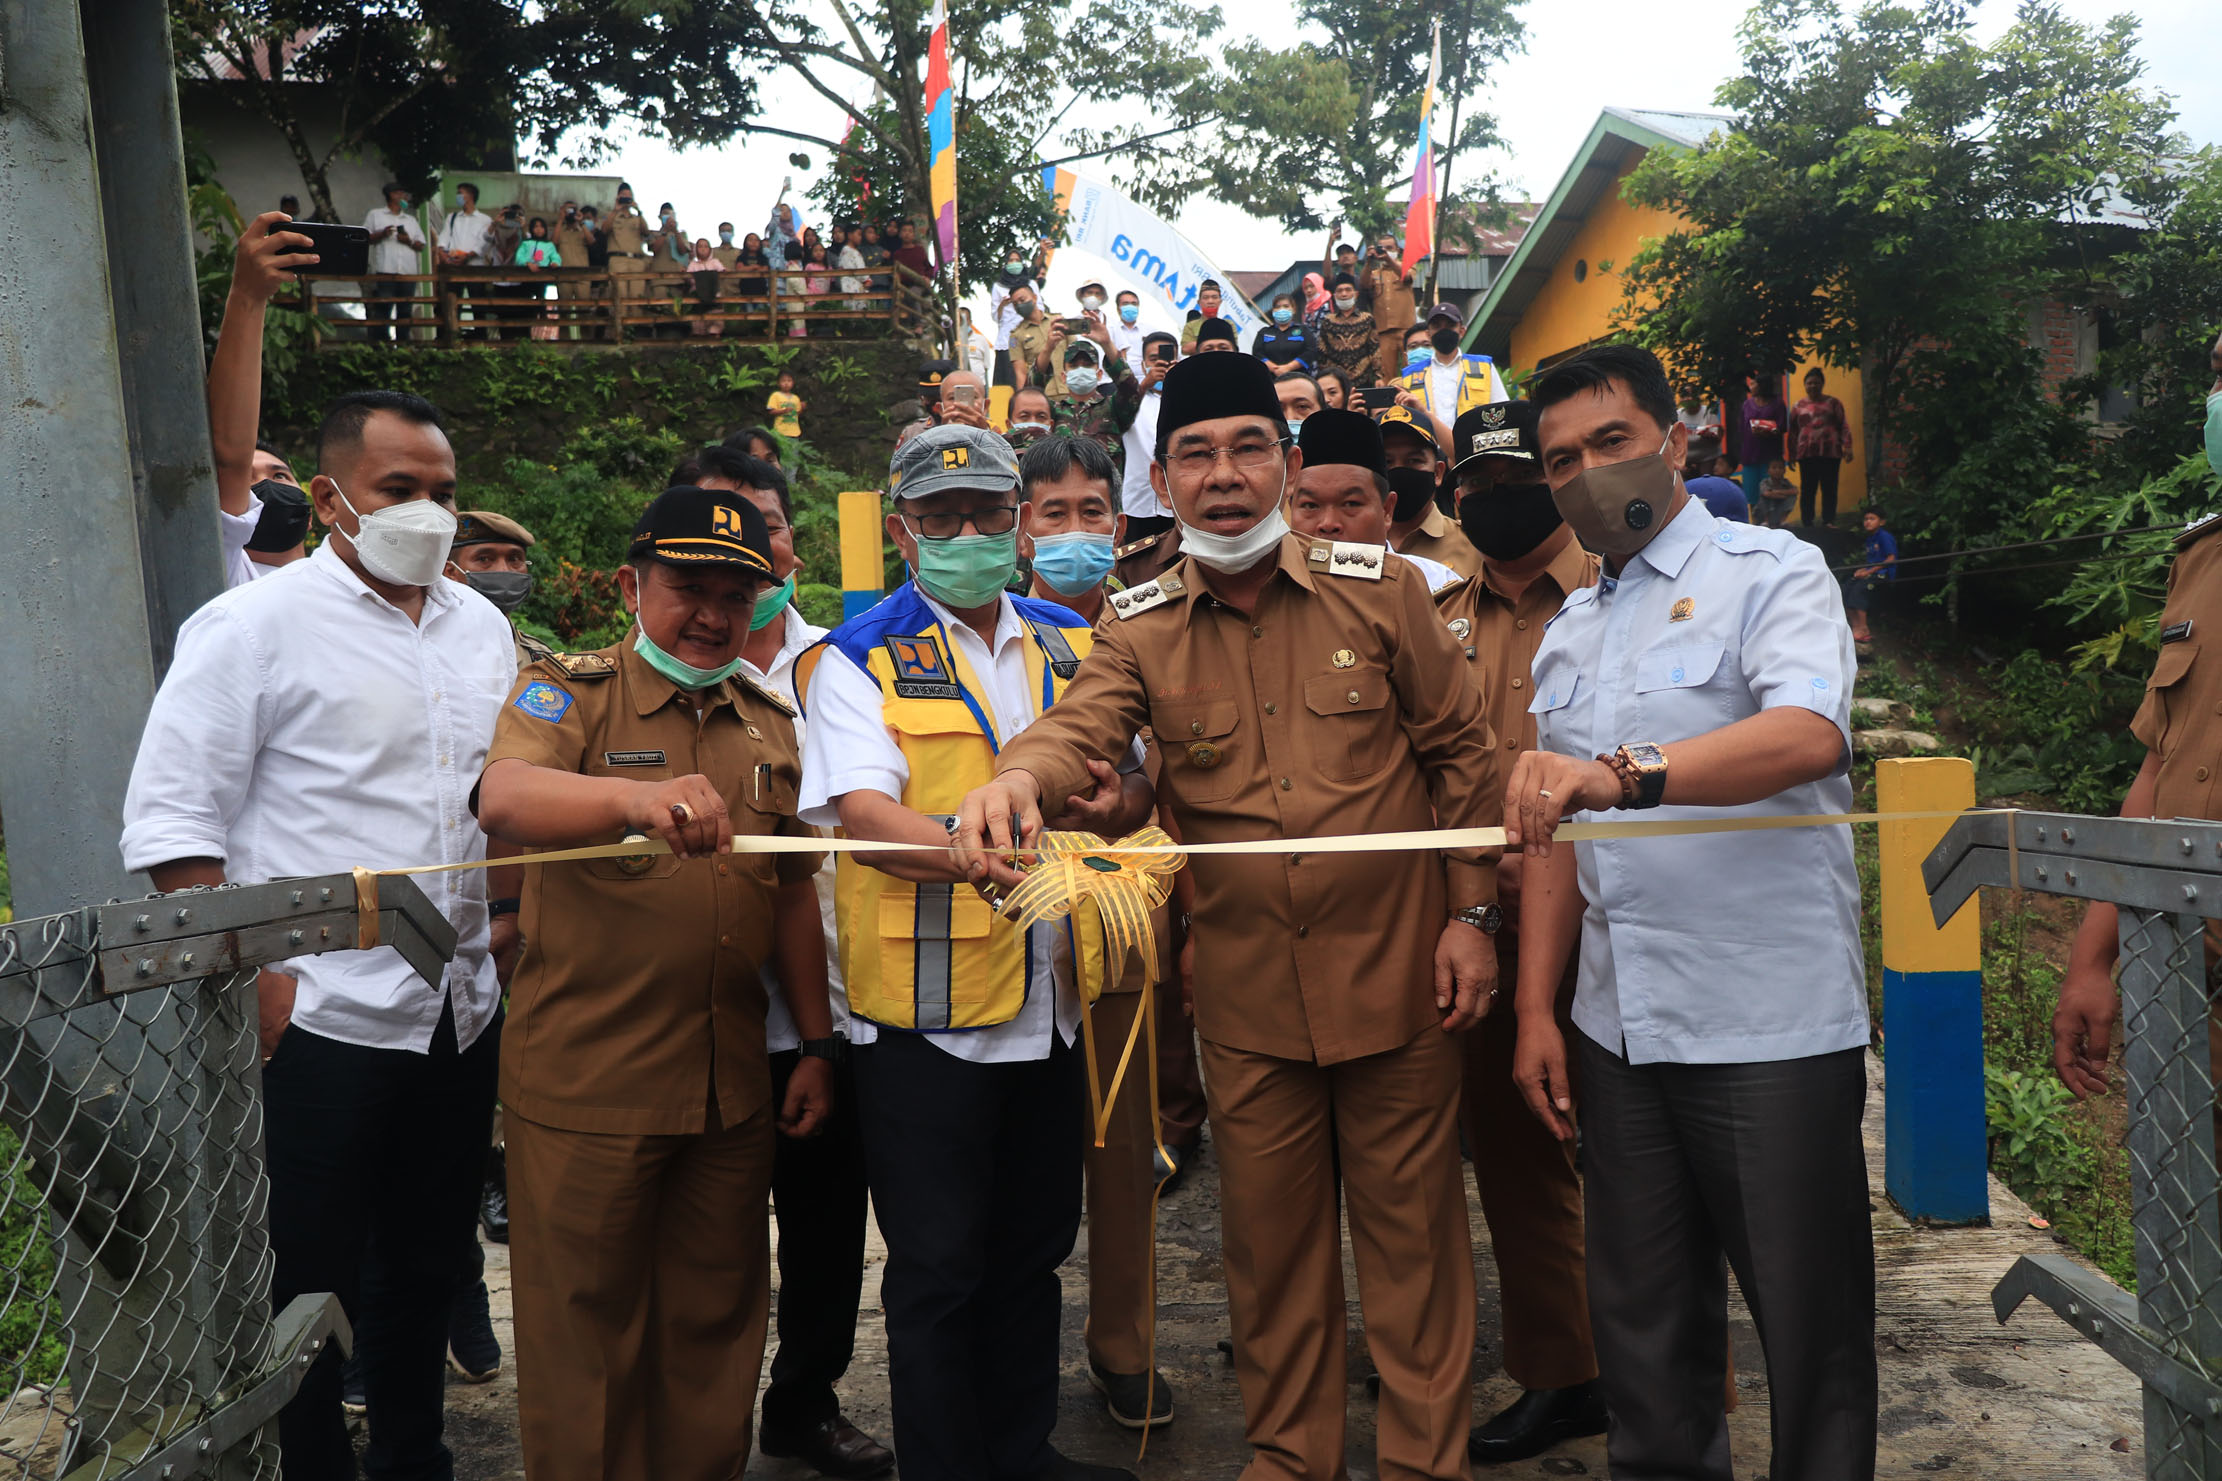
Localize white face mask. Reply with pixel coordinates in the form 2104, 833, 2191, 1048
1065, 365, 1102, 395
1175, 460, 1293, 573
333, 481, 456, 588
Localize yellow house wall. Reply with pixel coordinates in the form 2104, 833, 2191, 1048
1506, 149, 1868, 513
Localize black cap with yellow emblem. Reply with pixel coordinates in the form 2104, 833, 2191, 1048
626, 485, 775, 573
1373, 401, 1439, 455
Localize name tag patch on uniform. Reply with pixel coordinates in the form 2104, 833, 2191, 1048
2162, 620, 2194, 643
603, 750, 666, 767
513, 682, 573, 723
884, 634, 961, 700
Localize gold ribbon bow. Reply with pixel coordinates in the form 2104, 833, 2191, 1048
998, 826, 1183, 983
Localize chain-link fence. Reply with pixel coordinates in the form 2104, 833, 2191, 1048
1928, 813, 2222, 1480
0, 874, 453, 1480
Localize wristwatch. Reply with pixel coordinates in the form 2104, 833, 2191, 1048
1451, 903, 1503, 935
1600, 741, 1670, 810
799, 1036, 848, 1065
488, 897, 521, 918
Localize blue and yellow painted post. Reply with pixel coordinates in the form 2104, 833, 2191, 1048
839, 490, 885, 620
1878, 755, 1989, 1224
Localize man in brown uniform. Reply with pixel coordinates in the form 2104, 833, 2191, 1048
1377, 405, 1484, 578
605, 182, 650, 317
1364, 234, 1419, 383
956, 354, 1506, 1481
1434, 400, 1611, 1462
2056, 330, 2222, 1115
474, 486, 837, 1481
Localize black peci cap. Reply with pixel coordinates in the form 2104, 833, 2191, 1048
627, 486, 774, 573
1155, 352, 1283, 455
1295, 408, 1387, 476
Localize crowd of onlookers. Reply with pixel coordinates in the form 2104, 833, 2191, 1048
333, 179, 938, 343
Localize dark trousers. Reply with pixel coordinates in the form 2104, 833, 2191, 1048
364, 279, 415, 342
762, 1048, 872, 1433
264, 1003, 501, 1480
1799, 456, 1842, 525
1576, 1030, 1876, 1481
853, 1031, 1082, 1481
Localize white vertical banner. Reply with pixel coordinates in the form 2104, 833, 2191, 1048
1042, 165, 1264, 343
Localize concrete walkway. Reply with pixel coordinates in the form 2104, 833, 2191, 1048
440, 1051, 2143, 1478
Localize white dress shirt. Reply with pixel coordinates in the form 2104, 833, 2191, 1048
1425, 354, 1464, 434
1528, 495, 1867, 1067
121, 542, 517, 1053
1120, 387, 1164, 518
799, 589, 1141, 1063
440, 206, 494, 265
220, 487, 262, 589
739, 602, 850, 1049
1108, 317, 1146, 367
363, 206, 422, 275
1393, 548, 1461, 596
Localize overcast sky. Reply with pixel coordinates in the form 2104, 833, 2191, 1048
587, 0, 2219, 279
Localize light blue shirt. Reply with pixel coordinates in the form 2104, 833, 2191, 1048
1529, 495, 1868, 1066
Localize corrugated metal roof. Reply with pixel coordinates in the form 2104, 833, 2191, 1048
1602, 107, 1736, 150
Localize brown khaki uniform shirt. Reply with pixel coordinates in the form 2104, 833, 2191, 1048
553, 222, 591, 268
2135, 520, 2222, 825
1010, 317, 1054, 388
712, 244, 742, 270
604, 207, 648, 256
995, 534, 1502, 1066
1435, 534, 1602, 768
1362, 259, 1417, 331
484, 641, 820, 1136
1395, 505, 1484, 580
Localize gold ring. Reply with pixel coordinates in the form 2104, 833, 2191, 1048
1537, 789, 1554, 801
670, 801, 695, 826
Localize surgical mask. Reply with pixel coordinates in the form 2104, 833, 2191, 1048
914, 530, 1019, 608
1459, 479, 1562, 561
1065, 365, 1102, 396
333, 482, 455, 588
661, 210, 674, 223
1081, 294, 1105, 311
246, 478, 311, 552
634, 628, 745, 690
461, 569, 534, 614
1005, 259, 1025, 275
1387, 466, 1439, 524
1406, 345, 1430, 367
1028, 531, 1117, 595
749, 573, 796, 631
1119, 304, 1140, 325
1286, 417, 1305, 441
1179, 505, 1291, 573
1010, 420, 1052, 436
719, 229, 734, 244
1431, 327, 1461, 355
2206, 389, 2222, 474
1551, 427, 1678, 557
1334, 295, 1357, 312
1272, 307, 1294, 326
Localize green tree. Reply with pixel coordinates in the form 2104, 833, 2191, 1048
1184, 0, 1527, 241
739, 0, 1221, 295
170, 0, 792, 220
1616, 0, 2180, 545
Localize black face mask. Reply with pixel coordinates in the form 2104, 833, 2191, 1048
1386, 466, 1439, 524
1430, 326, 1461, 355
1459, 479, 1563, 562
462, 569, 535, 615
246, 478, 312, 552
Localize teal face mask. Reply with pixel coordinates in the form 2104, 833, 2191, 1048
634, 628, 746, 690
749, 573, 796, 632
2206, 389, 2222, 475
914, 530, 1019, 608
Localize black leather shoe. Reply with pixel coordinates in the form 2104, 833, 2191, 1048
758, 1415, 895, 1479
1028, 1449, 1137, 1481
479, 1146, 510, 1244
1152, 1142, 1189, 1196
1087, 1357, 1175, 1429
1467, 1381, 1609, 1465
447, 1277, 502, 1382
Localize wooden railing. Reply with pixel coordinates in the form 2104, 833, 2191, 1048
291, 260, 939, 349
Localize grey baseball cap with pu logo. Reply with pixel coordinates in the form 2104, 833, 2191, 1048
887, 422, 1021, 503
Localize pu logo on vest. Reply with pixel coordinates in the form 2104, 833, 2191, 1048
883, 634, 961, 700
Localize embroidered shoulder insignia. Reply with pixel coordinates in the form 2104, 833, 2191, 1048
1114, 535, 1160, 560
1110, 578, 1175, 620
1323, 541, 1386, 580
512, 680, 574, 723
552, 651, 617, 679
733, 670, 796, 715
516, 631, 555, 664
2179, 511, 2222, 549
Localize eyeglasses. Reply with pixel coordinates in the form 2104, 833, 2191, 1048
903, 505, 1018, 539
1164, 437, 1289, 478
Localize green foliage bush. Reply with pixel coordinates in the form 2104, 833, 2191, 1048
0, 1128, 63, 1385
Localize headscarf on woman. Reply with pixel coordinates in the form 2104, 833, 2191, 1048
1301, 270, 1330, 320
763, 201, 804, 268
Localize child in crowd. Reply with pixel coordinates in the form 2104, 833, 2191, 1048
1845, 508, 1896, 648
766, 370, 804, 441
685, 238, 723, 337
1758, 458, 1799, 527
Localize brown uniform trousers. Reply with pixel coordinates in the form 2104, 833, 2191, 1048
998, 535, 1503, 1479
606, 209, 649, 309
1069, 931, 1165, 1375
553, 223, 592, 337
2131, 518, 2222, 1138
486, 641, 820, 1481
